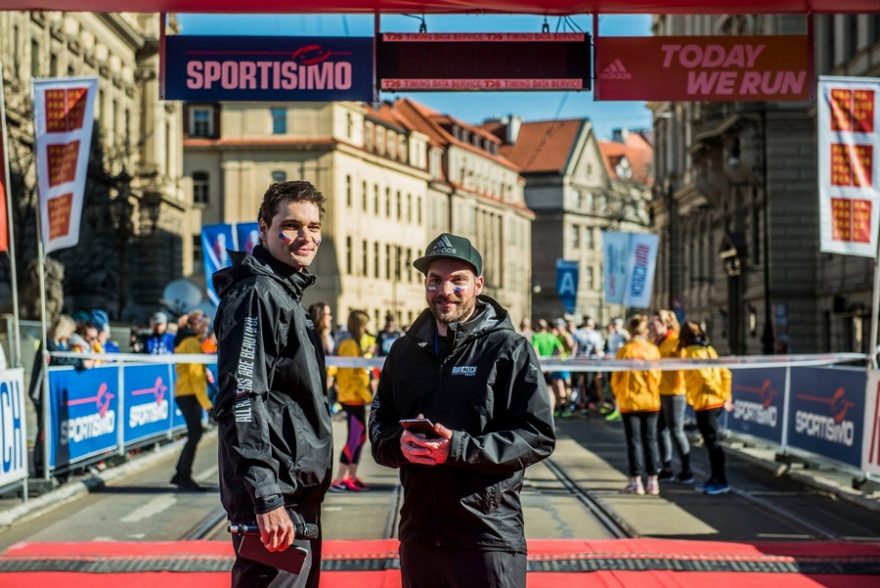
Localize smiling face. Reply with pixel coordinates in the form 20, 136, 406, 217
425, 258, 484, 327
259, 199, 322, 271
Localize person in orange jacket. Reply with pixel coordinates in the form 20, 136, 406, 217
679, 321, 733, 496
650, 310, 693, 484
611, 315, 662, 496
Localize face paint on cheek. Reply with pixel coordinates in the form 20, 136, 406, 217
426, 285, 439, 292
453, 285, 469, 297
278, 232, 293, 243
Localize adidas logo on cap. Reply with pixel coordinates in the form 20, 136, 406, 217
430, 235, 456, 255
600, 59, 632, 81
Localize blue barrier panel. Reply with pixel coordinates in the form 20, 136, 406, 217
49, 365, 120, 470
123, 364, 173, 445
728, 368, 786, 444
787, 367, 866, 468
0, 369, 27, 488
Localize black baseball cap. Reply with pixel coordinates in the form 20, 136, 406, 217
413, 233, 483, 276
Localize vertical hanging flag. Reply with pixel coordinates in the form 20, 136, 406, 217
201, 223, 235, 305
622, 233, 659, 308
818, 76, 880, 257
0, 70, 10, 253
235, 222, 260, 255
602, 231, 630, 305
555, 259, 579, 315
32, 77, 98, 254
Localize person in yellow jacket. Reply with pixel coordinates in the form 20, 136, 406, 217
329, 310, 376, 492
650, 310, 693, 484
679, 321, 733, 496
171, 310, 213, 492
611, 315, 662, 496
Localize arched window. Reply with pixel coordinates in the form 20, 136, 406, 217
271, 170, 287, 183
193, 171, 209, 205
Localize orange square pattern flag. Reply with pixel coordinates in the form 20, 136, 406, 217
818, 76, 880, 257
32, 77, 97, 254
0, 70, 11, 253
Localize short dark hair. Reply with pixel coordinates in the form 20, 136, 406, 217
258, 180, 325, 226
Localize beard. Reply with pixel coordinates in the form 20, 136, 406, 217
429, 293, 477, 326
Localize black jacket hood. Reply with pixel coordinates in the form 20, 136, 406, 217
407, 294, 513, 354
212, 245, 316, 300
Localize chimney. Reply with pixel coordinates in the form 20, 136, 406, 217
504, 114, 522, 144
612, 128, 628, 143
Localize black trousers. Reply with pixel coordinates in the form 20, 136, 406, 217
399, 542, 527, 588
621, 411, 660, 477
696, 408, 727, 484
231, 504, 322, 588
174, 395, 204, 479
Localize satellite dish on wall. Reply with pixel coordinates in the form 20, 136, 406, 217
161, 279, 203, 315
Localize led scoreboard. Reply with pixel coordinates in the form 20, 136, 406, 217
376, 33, 592, 91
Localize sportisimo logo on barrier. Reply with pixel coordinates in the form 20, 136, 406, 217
61, 382, 116, 444
734, 378, 779, 427
728, 368, 785, 444
794, 387, 856, 446
0, 376, 25, 479
129, 377, 169, 428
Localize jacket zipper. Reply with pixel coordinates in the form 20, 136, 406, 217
431, 348, 453, 547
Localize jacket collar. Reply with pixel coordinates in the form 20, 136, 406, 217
252, 245, 316, 299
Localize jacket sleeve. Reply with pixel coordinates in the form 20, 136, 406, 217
213, 286, 284, 506
446, 340, 556, 474
369, 349, 407, 468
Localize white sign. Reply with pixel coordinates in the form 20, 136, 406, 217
33, 77, 98, 254
602, 231, 659, 308
818, 76, 880, 257
602, 231, 630, 304
863, 370, 880, 477
0, 369, 26, 488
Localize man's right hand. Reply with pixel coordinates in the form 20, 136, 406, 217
256, 506, 295, 552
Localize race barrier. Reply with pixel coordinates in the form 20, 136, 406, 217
2, 352, 877, 483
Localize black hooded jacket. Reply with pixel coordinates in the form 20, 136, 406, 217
212, 245, 332, 522
369, 295, 555, 552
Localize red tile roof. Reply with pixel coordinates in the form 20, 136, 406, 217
599, 132, 654, 186
498, 119, 584, 173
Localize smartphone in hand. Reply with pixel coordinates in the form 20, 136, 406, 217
399, 418, 438, 438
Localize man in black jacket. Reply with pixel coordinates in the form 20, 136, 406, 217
212, 181, 332, 588
370, 233, 556, 588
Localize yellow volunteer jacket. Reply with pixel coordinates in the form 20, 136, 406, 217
611, 338, 661, 413
335, 335, 375, 406
657, 332, 686, 396
682, 344, 732, 412
174, 336, 212, 410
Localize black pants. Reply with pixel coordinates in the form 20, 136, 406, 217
174, 395, 204, 479
232, 504, 322, 588
621, 412, 660, 477
696, 408, 727, 484
400, 542, 526, 588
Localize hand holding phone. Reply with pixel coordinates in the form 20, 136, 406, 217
399, 417, 438, 438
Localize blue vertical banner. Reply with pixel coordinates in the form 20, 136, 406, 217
623, 233, 659, 308
48, 365, 120, 469
555, 259, 579, 315
202, 223, 235, 305
0, 369, 27, 488
123, 364, 173, 445
236, 222, 260, 255
787, 367, 866, 468
602, 231, 629, 305
727, 368, 786, 444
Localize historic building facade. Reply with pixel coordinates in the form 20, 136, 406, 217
0, 11, 187, 321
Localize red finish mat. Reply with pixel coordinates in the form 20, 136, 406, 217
1, 538, 879, 587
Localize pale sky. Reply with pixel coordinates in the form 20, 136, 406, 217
175, 13, 653, 139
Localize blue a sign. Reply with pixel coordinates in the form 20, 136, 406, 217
727, 368, 786, 444
0, 369, 26, 488
49, 366, 120, 469
124, 364, 174, 445
555, 259, 579, 315
787, 367, 866, 468
165, 36, 374, 101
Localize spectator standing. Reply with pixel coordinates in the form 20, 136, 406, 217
376, 312, 402, 357
679, 321, 733, 495
531, 318, 565, 413
611, 315, 662, 496
145, 312, 176, 354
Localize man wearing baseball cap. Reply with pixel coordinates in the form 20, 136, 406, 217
144, 311, 175, 355
370, 233, 556, 588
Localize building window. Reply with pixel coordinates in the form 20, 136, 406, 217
346, 175, 352, 207
362, 239, 368, 276
373, 184, 380, 215
272, 170, 287, 183
396, 191, 402, 220
373, 242, 380, 278
271, 107, 287, 134
585, 227, 594, 250
346, 236, 353, 274
31, 39, 40, 77
124, 108, 131, 153
190, 107, 213, 137
385, 188, 391, 217
49, 52, 58, 77
586, 266, 595, 289
385, 244, 391, 279
193, 171, 210, 205
406, 193, 412, 222
362, 180, 368, 212
364, 122, 374, 150
416, 197, 422, 224
571, 224, 581, 249
346, 112, 354, 138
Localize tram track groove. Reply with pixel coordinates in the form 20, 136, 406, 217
181, 505, 228, 540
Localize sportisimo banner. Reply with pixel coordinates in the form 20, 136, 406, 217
0, 369, 26, 488
123, 364, 174, 445
165, 35, 374, 102
727, 367, 786, 444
